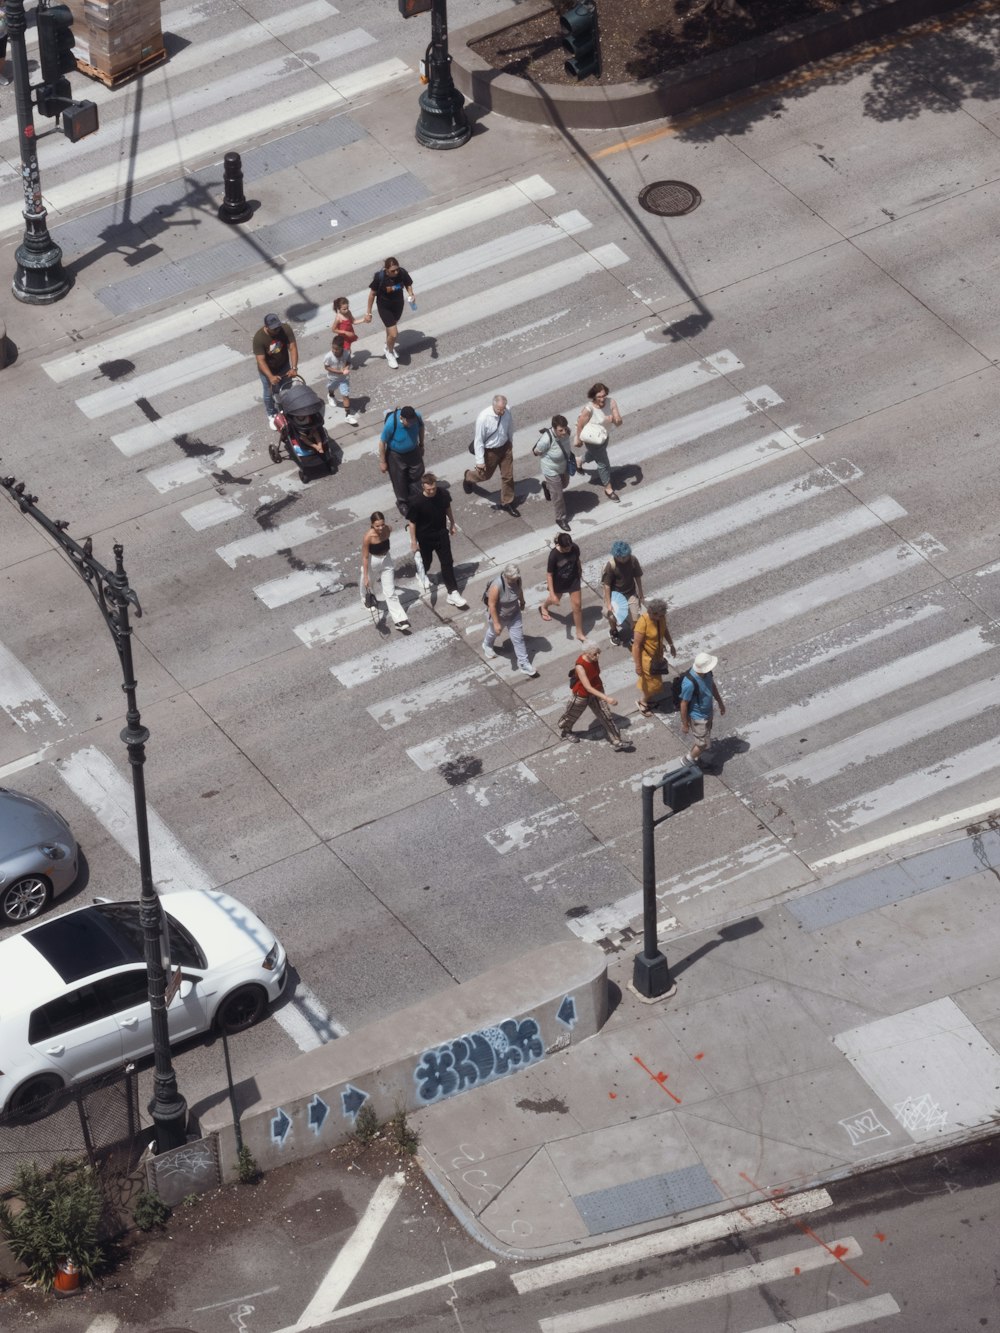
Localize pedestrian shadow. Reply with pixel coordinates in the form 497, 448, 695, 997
668, 915, 764, 981
397, 328, 439, 362
700, 734, 751, 776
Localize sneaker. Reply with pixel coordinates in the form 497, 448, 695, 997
384, 346, 398, 369
560, 732, 579, 743
396, 620, 411, 634
519, 664, 539, 678
482, 644, 498, 660
463, 477, 475, 495
446, 590, 469, 609
327, 391, 337, 405
682, 753, 695, 766
557, 518, 572, 532
267, 416, 278, 431
344, 413, 359, 426
504, 503, 521, 518
612, 741, 631, 752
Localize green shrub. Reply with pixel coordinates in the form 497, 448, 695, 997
353, 1103, 380, 1142
236, 1145, 261, 1185
132, 1189, 170, 1233
386, 1108, 419, 1156
0, 1160, 103, 1291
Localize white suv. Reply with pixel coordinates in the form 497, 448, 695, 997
0, 888, 287, 1118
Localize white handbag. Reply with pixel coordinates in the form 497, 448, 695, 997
580, 419, 608, 446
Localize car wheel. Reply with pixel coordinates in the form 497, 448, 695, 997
7, 1074, 64, 1122
216, 985, 267, 1034
1, 873, 52, 925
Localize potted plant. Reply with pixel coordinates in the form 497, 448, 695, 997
0, 1159, 104, 1294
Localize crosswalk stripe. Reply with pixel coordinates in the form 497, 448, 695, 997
217, 515, 329, 567
754, 602, 942, 687
743, 626, 991, 748
739, 1293, 900, 1331
770, 674, 1000, 786
145, 436, 255, 493
76, 347, 245, 420
114, 384, 254, 457
332, 625, 460, 688
367, 665, 496, 729
254, 562, 344, 610
537, 1237, 863, 1332
183, 497, 245, 531
0, 70, 399, 236
406, 707, 541, 770
611, 386, 783, 467
0, 640, 69, 733
828, 733, 1000, 830
42, 177, 556, 382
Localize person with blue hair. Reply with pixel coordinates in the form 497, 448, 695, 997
601, 540, 645, 647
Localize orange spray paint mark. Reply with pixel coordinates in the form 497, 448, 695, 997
739, 1171, 870, 1287
633, 1055, 682, 1103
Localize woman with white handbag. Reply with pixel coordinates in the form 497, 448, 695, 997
575, 382, 623, 503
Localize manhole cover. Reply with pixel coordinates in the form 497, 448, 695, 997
638, 181, 702, 216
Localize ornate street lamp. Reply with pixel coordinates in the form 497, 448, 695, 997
0, 477, 188, 1151
4, 0, 70, 303
401, 0, 471, 150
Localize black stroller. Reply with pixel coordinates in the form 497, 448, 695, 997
267, 377, 338, 482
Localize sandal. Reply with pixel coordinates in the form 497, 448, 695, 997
605, 488, 620, 503
539, 607, 552, 622
637, 701, 653, 717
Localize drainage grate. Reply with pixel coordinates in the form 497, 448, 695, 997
638, 180, 702, 216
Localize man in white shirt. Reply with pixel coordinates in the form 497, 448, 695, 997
463, 394, 520, 518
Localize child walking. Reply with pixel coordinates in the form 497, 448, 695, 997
323, 335, 358, 427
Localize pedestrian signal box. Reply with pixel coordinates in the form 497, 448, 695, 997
62, 100, 100, 142
661, 765, 704, 813
561, 1, 600, 80
398, 0, 433, 15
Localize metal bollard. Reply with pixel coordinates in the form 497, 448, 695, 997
218, 152, 252, 224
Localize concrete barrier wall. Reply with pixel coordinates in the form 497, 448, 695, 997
451, 0, 973, 130
201, 939, 608, 1182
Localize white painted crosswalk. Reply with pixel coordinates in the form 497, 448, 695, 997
23, 120, 1000, 916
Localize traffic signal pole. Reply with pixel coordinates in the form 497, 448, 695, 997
5, 0, 70, 303
401, 0, 470, 150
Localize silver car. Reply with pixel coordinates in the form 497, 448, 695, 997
0, 788, 79, 926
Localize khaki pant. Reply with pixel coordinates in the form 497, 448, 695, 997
465, 442, 515, 507
558, 695, 621, 746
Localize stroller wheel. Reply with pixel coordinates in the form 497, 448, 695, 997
298, 468, 309, 483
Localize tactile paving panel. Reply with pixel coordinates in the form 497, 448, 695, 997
573, 1164, 722, 1234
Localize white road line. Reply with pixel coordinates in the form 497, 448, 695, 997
183, 497, 246, 531
254, 562, 344, 609
744, 627, 992, 749
217, 515, 331, 567
144, 437, 255, 493
512, 1188, 833, 1293
43, 176, 556, 382
769, 674, 1000, 786
292, 1173, 405, 1327
300, 603, 373, 648
740, 1293, 900, 1331
321, 1262, 496, 1323
0, 641, 68, 733
755, 601, 942, 686
113, 384, 255, 456
57, 748, 214, 896
484, 805, 580, 854
367, 665, 495, 729
612, 386, 783, 467
75, 348, 245, 419
813, 796, 1000, 867
407, 708, 541, 770
828, 734, 1000, 831
0, 749, 49, 780
332, 625, 461, 687
537, 1237, 863, 1333
281, 981, 348, 1046
82, 1316, 121, 1333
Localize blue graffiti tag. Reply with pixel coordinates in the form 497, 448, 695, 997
414, 1016, 544, 1104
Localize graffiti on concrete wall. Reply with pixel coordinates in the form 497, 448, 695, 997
414, 1017, 544, 1104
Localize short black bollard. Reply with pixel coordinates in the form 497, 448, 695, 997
218, 152, 252, 224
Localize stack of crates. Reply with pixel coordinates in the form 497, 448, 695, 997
67, 0, 164, 84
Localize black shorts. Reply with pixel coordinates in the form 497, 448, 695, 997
376, 297, 404, 328
553, 577, 582, 598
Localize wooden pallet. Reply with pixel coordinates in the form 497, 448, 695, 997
76, 47, 167, 89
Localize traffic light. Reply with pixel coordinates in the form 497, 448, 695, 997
36, 3, 77, 118
660, 765, 704, 813
561, 1, 600, 80
398, 0, 433, 14
62, 100, 100, 142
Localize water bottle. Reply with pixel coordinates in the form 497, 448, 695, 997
409, 299, 417, 312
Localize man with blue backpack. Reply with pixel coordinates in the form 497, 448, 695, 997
379, 405, 424, 518
679, 652, 727, 769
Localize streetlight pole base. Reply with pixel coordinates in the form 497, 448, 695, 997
631, 950, 677, 1001
13, 221, 70, 305
149, 1085, 190, 1154
416, 82, 471, 149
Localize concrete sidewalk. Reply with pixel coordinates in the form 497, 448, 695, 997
415, 824, 1000, 1258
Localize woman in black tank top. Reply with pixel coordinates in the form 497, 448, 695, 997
361, 512, 411, 634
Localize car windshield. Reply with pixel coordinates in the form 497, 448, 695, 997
24, 902, 206, 982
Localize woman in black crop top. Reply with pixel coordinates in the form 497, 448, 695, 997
361, 511, 411, 634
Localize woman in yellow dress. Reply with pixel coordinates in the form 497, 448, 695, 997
632, 597, 676, 715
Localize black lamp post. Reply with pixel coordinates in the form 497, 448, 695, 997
415, 0, 471, 150
0, 477, 188, 1151
4, 0, 71, 304
631, 767, 704, 1001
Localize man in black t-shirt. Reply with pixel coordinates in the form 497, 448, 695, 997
363, 256, 414, 370
406, 474, 468, 608
252, 313, 298, 429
